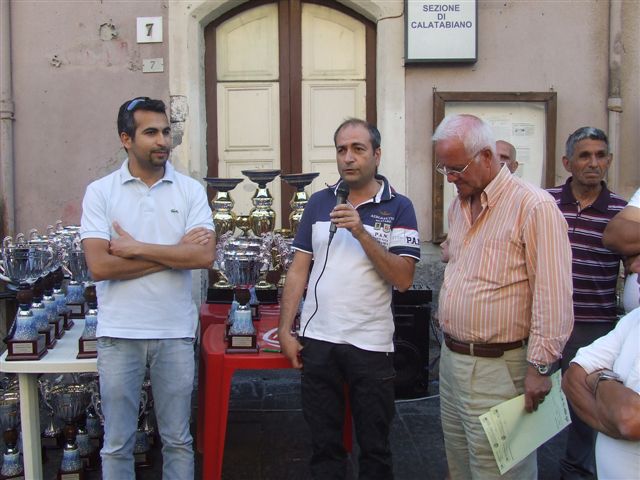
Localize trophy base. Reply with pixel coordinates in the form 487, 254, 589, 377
61, 313, 74, 330
6, 336, 48, 361
77, 337, 98, 359
226, 334, 259, 353
134, 450, 153, 469
40, 328, 57, 349
57, 468, 85, 480
255, 288, 278, 304
0, 472, 25, 480
42, 433, 63, 449
50, 316, 66, 339
67, 303, 86, 319
206, 287, 235, 304
81, 450, 100, 471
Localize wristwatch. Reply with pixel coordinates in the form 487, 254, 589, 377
528, 361, 559, 376
592, 369, 623, 394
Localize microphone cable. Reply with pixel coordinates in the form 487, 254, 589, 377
301, 238, 331, 338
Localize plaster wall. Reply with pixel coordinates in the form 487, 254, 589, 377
618, 0, 640, 200
406, 0, 616, 240
10, 0, 169, 234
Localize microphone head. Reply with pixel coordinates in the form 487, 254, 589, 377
335, 182, 350, 204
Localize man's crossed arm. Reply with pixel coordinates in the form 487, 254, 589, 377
83, 222, 215, 282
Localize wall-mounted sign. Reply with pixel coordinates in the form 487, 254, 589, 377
405, 0, 477, 63
137, 16, 163, 43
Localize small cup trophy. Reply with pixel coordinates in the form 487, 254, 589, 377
39, 376, 64, 450
0, 390, 23, 480
134, 389, 152, 469
140, 378, 157, 447
48, 382, 92, 480
77, 285, 98, 359
31, 279, 57, 350
1, 237, 47, 361
221, 242, 266, 353
241, 169, 281, 236
66, 240, 90, 320
280, 172, 320, 235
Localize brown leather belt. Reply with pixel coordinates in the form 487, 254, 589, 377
444, 334, 528, 358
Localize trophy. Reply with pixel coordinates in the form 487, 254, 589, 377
77, 285, 98, 359
39, 376, 64, 449
134, 389, 152, 469
234, 215, 252, 237
88, 384, 104, 451
48, 382, 92, 479
280, 172, 320, 235
272, 233, 295, 289
66, 239, 90, 319
203, 177, 244, 236
242, 169, 281, 236
140, 378, 157, 447
220, 239, 269, 353
1, 237, 48, 361
31, 279, 57, 349
0, 389, 23, 480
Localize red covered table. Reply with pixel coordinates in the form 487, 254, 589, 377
197, 305, 352, 480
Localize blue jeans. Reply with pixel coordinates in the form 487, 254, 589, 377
97, 337, 196, 480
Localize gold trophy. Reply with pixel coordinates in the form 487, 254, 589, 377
241, 169, 281, 236
280, 172, 319, 235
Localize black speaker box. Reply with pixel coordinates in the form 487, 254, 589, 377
392, 285, 432, 399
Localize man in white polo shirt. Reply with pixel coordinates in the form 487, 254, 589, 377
278, 118, 420, 479
80, 97, 215, 479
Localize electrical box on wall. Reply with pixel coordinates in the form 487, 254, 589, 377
137, 17, 163, 43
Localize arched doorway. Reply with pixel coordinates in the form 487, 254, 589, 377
204, 0, 376, 228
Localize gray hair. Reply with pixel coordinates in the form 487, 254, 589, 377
432, 114, 496, 158
565, 127, 608, 158
334, 118, 381, 151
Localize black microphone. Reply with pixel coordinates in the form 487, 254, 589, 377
328, 182, 350, 245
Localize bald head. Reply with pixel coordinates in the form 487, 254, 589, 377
496, 140, 518, 173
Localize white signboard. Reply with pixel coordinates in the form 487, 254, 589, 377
405, 0, 477, 63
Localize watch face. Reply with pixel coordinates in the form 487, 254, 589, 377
538, 365, 549, 375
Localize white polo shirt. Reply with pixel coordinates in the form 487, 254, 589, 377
80, 160, 213, 339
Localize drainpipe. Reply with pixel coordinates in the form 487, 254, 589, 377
0, 0, 15, 237
607, 0, 623, 191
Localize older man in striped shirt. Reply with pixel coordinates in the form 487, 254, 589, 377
433, 114, 574, 480
547, 126, 627, 480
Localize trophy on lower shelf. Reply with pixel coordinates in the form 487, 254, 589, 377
48, 382, 92, 480
134, 389, 152, 469
39, 376, 64, 450
0, 389, 24, 480
77, 285, 98, 359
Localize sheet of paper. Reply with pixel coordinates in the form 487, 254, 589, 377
479, 370, 571, 475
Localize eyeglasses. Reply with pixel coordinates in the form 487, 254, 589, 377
435, 153, 479, 177
126, 97, 150, 111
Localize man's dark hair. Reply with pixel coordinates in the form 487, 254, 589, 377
333, 118, 381, 151
565, 127, 609, 158
117, 97, 167, 139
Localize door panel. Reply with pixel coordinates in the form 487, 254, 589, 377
217, 82, 281, 221
208, 1, 372, 229
302, 81, 366, 191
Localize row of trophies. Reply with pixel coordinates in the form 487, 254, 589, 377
205, 169, 318, 352
0, 372, 157, 479
0, 223, 97, 362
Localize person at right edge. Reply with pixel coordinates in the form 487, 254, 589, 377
278, 118, 421, 479
433, 114, 574, 479
546, 126, 627, 480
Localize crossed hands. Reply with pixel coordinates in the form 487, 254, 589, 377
109, 222, 214, 258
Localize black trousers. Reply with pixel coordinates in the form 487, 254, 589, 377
300, 338, 396, 480
560, 321, 616, 480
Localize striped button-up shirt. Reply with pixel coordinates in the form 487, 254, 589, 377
439, 166, 574, 364
547, 179, 626, 323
